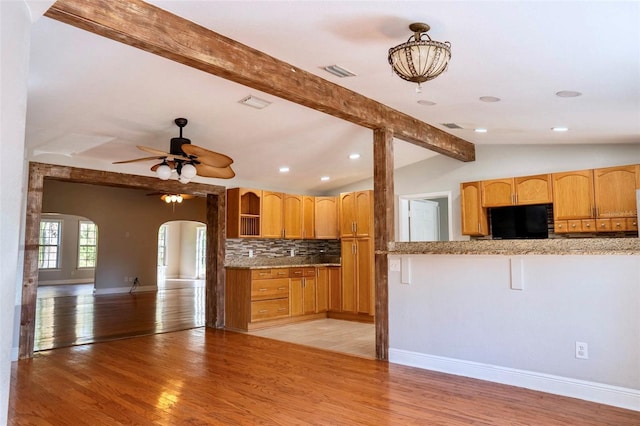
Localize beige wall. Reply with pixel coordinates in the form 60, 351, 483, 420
42, 180, 206, 292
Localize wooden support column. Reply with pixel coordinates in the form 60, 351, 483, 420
206, 192, 226, 328
373, 128, 394, 360
19, 165, 45, 358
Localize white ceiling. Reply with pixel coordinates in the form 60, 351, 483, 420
25, 1, 640, 194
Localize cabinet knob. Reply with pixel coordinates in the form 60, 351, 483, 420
557, 224, 563, 228
585, 223, 591, 228
571, 224, 576, 228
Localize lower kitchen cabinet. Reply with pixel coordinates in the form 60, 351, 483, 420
225, 266, 331, 331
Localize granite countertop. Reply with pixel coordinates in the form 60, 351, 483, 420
387, 238, 640, 255
225, 255, 341, 269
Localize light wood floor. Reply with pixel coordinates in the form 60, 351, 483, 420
249, 318, 376, 359
9, 328, 639, 425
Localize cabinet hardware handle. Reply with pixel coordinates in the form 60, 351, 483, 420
616, 222, 621, 227
259, 288, 267, 292
259, 310, 268, 313
277, 308, 287, 312
278, 287, 287, 290
585, 223, 590, 228
558, 224, 563, 228
571, 224, 576, 228
351, 222, 356, 233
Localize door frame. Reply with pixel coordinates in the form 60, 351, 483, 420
397, 191, 453, 242
18, 162, 226, 359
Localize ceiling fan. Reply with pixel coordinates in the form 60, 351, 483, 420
146, 192, 196, 203
114, 118, 235, 182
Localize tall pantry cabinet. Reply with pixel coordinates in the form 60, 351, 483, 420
338, 190, 374, 318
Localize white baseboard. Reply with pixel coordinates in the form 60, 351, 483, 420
94, 285, 157, 295
38, 278, 93, 285
389, 348, 640, 412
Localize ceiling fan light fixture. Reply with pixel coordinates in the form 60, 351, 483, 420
181, 163, 197, 179
388, 22, 452, 91
156, 162, 172, 180
179, 176, 191, 184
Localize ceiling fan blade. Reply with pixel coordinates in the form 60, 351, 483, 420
113, 155, 164, 164
195, 163, 235, 179
180, 144, 233, 168
137, 145, 191, 162
150, 161, 176, 172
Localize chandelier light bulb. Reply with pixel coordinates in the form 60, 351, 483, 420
165, 196, 172, 204
181, 163, 197, 179
176, 195, 183, 203
156, 163, 172, 180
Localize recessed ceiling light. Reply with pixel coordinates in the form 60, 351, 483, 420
349, 153, 360, 160
279, 166, 290, 173
479, 96, 501, 103
239, 95, 272, 109
555, 90, 582, 98
474, 128, 488, 133
552, 127, 569, 132
323, 65, 357, 78
320, 176, 330, 181
417, 100, 436, 106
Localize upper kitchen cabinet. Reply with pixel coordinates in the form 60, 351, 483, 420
302, 196, 315, 239
460, 182, 488, 236
314, 196, 338, 239
261, 191, 285, 238
481, 174, 552, 207
593, 165, 637, 219
283, 193, 303, 239
552, 169, 594, 221
227, 188, 262, 238
339, 190, 373, 238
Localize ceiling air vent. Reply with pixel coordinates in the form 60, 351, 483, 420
323, 65, 357, 78
441, 123, 463, 129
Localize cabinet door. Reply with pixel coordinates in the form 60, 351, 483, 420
481, 178, 514, 207
283, 194, 303, 239
316, 268, 329, 313
262, 191, 284, 238
303, 277, 316, 314
355, 238, 373, 315
339, 192, 356, 237
290, 277, 303, 316
552, 170, 594, 221
327, 267, 341, 312
593, 165, 637, 219
302, 195, 315, 239
315, 197, 338, 239
460, 182, 488, 236
354, 191, 373, 237
515, 174, 552, 205
340, 239, 356, 313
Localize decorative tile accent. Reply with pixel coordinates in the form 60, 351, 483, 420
226, 238, 340, 260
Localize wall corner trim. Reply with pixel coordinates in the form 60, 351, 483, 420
389, 348, 640, 412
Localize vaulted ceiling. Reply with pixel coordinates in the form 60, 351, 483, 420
25, 1, 640, 194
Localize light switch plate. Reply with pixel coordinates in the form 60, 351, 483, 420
389, 258, 401, 272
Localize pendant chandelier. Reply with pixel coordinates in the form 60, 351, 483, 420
388, 23, 452, 92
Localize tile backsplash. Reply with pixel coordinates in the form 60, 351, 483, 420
225, 238, 341, 259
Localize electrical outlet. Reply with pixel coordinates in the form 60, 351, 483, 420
389, 259, 401, 272
290, 249, 295, 257
249, 249, 254, 258
576, 341, 589, 359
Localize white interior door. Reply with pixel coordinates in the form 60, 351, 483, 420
409, 199, 439, 241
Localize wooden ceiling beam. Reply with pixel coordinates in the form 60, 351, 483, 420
46, 0, 475, 162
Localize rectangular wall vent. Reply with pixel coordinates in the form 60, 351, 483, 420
441, 123, 463, 129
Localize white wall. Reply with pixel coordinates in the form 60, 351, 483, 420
163, 221, 202, 279
0, 1, 32, 422
389, 254, 640, 410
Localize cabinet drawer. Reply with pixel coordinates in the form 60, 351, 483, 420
568, 220, 582, 232
251, 298, 289, 322
596, 219, 611, 232
251, 278, 289, 300
627, 218, 638, 231
289, 267, 316, 278
251, 268, 289, 280
610, 219, 626, 231
554, 220, 568, 233
581, 219, 596, 232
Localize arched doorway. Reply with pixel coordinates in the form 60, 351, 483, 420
157, 221, 206, 289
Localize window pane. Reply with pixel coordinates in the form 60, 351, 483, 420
78, 221, 97, 268
39, 220, 61, 269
